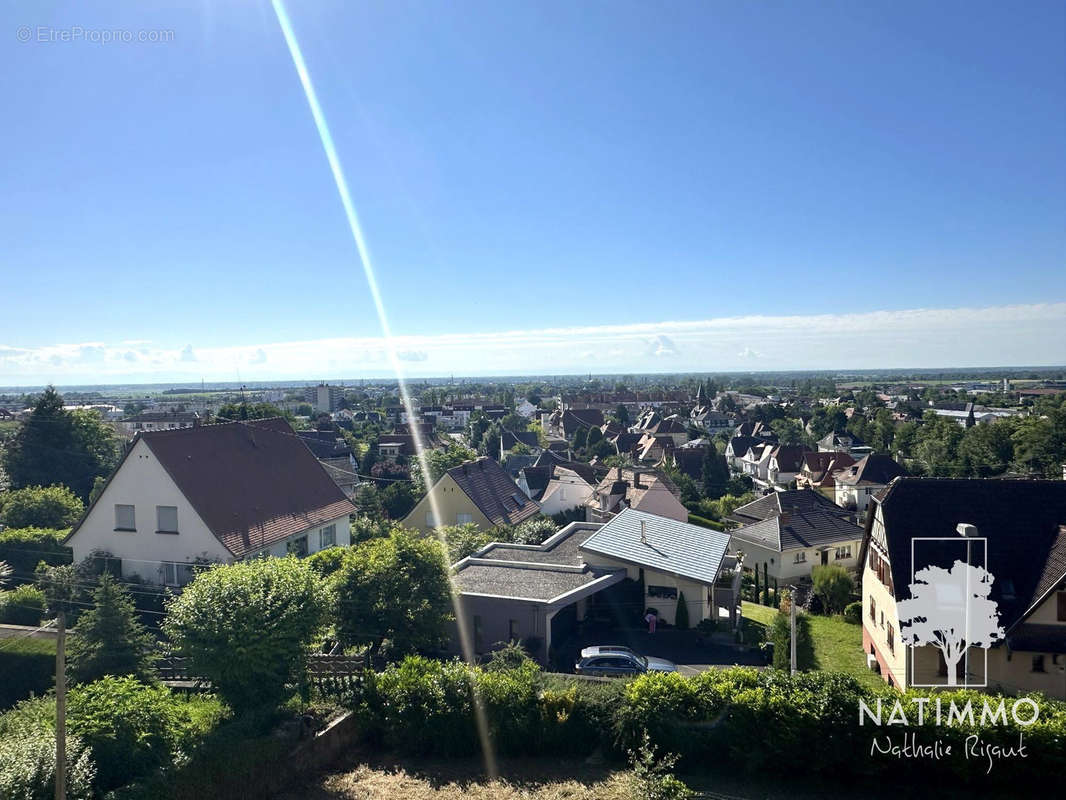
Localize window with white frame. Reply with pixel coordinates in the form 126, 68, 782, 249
793, 551, 806, 564
114, 504, 136, 531
456, 513, 473, 525
319, 524, 336, 549
162, 561, 194, 587
156, 505, 178, 533
835, 545, 852, 560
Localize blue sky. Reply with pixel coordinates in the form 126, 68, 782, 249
2, 0, 1064, 383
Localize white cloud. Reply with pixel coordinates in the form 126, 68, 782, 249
0, 302, 1063, 384
649, 335, 678, 358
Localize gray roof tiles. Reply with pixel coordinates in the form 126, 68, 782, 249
579, 507, 730, 586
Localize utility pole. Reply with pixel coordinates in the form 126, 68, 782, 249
55, 609, 66, 800
789, 587, 797, 677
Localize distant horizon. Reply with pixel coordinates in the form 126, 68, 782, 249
2, 303, 1065, 388
3, 363, 1064, 396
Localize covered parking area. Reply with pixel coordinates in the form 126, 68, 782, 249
450, 560, 625, 664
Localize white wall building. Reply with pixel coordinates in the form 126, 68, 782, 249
66, 418, 355, 586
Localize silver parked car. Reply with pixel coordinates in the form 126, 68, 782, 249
574, 645, 677, 677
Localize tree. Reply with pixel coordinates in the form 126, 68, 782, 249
439, 523, 494, 563
333, 528, 453, 660
571, 427, 588, 450
915, 412, 964, 476
380, 481, 417, 519
762, 562, 770, 606
2, 388, 118, 500
411, 443, 477, 495
0, 485, 84, 529
215, 401, 285, 421
67, 574, 157, 685
896, 560, 1004, 686
586, 426, 603, 447
753, 568, 760, 605
811, 564, 852, 615
699, 451, 729, 499
614, 404, 631, 427
674, 591, 690, 630
770, 418, 806, 446
162, 557, 327, 711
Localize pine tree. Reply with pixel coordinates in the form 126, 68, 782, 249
753, 568, 760, 605
675, 591, 689, 630
762, 563, 770, 606
68, 574, 158, 685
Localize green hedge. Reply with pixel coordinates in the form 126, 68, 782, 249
0, 638, 54, 709
0, 528, 72, 583
687, 513, 724, 531
0, 585, 46, 626
344, 657, 1066, 787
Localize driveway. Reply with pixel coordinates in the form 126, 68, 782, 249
561, 624, 766, 674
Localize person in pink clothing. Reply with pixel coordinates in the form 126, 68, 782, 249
645, 610, 657, 633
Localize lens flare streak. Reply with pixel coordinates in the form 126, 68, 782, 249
271, 0, 498, 777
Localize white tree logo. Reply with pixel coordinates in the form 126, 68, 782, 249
896, 559, 1004, 687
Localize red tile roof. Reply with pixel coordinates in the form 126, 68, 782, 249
138, 418, 355, 558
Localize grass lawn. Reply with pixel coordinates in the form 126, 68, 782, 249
742, 601, 883, 691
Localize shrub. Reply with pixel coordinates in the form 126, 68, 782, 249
811, 564, 852, 615
334, 529, 453, 659
477, 660, 541, 756
68, 574, 158, 685
0, 486, 83, 530
484, 640, 536, 672
163, 557, 327, 712
0, 730, 94, 800
66, 676, 226, 792
0, 637, 54, 708
439, 523, 494, 563
0, 528, 72, 583
374, 656, 477, 756
0, 584, 46, 626
674, 592, 690, 630
626, 730, 693, 800
770, 611, 814, 671
306, 546, 349, 578
843, 601, 862, 624
509, 516, 557, 545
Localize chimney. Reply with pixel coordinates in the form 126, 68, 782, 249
956, 523, 979, 538
633, 470, 642, 489
640, 519, 648, 545
615, 466, 623, 480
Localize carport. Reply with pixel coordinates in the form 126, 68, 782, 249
449, 522, 626, 663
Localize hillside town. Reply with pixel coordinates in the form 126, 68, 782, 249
5, 0, 1066, 796
1, 371, 1064, 796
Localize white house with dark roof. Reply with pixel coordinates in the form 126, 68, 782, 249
728, 501, 865, 583
449, 508, 742, 663
64, 418, 355, 587
834, 453, 906, 516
